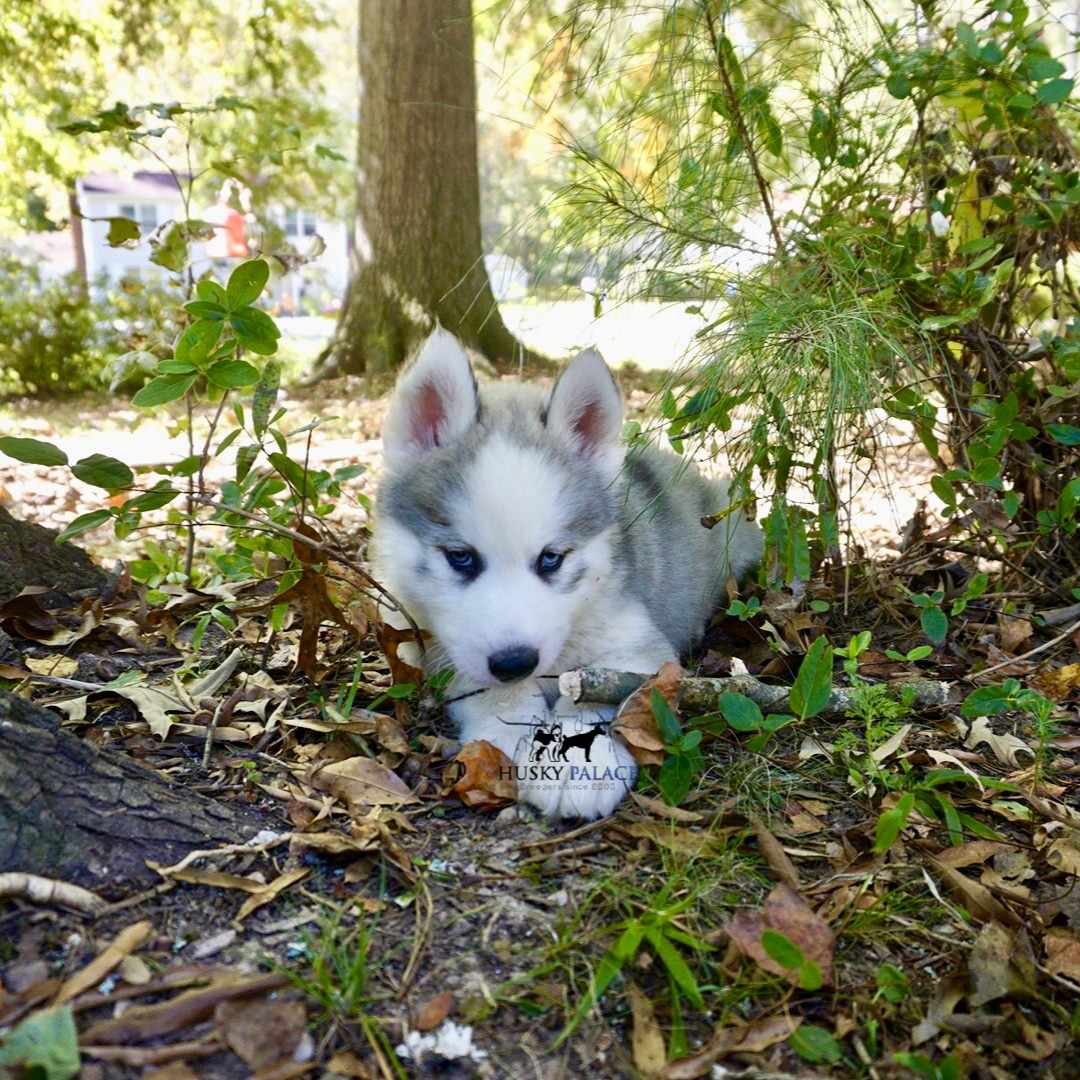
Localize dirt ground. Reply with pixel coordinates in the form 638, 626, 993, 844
1, 330, 1078, 1080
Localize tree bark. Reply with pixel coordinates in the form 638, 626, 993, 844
0, 691, 271, 890
0, 504, 109, 606
311, 0, 536, 380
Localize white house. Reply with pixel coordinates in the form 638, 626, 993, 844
75, 171, 350, 311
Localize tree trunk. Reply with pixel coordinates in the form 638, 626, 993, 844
0, 691, 270, 890
311, 0, 536, 380
0, 504, 109, 606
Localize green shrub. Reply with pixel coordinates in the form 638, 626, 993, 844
0, 256, 105, 396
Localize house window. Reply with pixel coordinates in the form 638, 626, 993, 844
283, 209, 318, 238
119, 203, 158, 231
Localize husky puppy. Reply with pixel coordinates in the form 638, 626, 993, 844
371, 330, 761, 819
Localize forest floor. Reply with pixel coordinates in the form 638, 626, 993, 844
1, 303, 1079, 1080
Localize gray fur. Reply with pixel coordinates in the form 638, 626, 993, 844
378, 360, 760, 655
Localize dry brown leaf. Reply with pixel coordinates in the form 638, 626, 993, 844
216, 998, 307, 1071
964, 716, 1035, 767
928, 860, 1024, 928
376, 619, 426, 686
968, 922, 1037, 1006
724, 883, 835, 988
661, 1014, 800, 1079
612, 660, 683, 766
618, 821, 722, 859
24, 655, 79, 678
934, 840, 1016, 869
1030, 662, 1080, 702
81, 972, 291, 1045
630, 791, 710, 823
234, 868, 312, 924
1044, 928, 1080, 979
629, 983, 666, 1078
451, 740, 516, 810
310, 756, 418, 810
750, 815, 800, 889
53, 920, 153, 1006
415, 991, 456, 1032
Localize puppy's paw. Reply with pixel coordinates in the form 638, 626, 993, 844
513, 704, 637, 820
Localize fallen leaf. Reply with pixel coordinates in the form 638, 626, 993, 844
1044, 929, 1080, 979
968, 922, 1037, 1006
234, 868, 312, 923
216, 998, 307, 1070
751, 815, 800, 889
661, 1014, 800, 1078
53, 920, 153, 1006
24, 655, 80, 678
1030, 662, 1080, 702
630, 791, 710, 823
612, 660, 683, 766
451, 740, 516, 810
310, 756, 418, 810
629, 983, 666, 1078
965, 716, 1035, 767
415, 991, 455, 1032
724, 883, 835, 988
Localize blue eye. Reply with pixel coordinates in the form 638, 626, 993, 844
444, 547, 480, 576
536, 548, 566, 575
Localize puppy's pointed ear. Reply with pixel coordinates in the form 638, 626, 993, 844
383, 330, 479, 467
546, 348, 624, 478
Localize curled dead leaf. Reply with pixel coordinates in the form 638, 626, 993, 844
612, 660, 683, 766
310, 755, 418, 810
451, 740, 516, 811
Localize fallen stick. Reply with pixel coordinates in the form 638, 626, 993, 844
558, 668, 962, 716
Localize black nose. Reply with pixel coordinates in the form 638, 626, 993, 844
488, 646, 540, 682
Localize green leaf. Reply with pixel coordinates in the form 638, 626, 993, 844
148, 220, 190, 272
252, 360, 281, 437
658, 753, 693, 805
1024, 55, 1066, 81
789, 1025, 842, 1065
717, 691, 763, 731
56, 509, 114, 543
789, 635, 833, 719
970, 456, 1001, 484
762, 930, 804, 969
236, 443, 260, 484
1047, 424, 1080, 446
921, 605, 948, 644
157, 359, 198, 375
0, 436, 68, 466
174, 319, 224, 365
651, 689, 682, 745
132, 372, 198, 407
207, 359, 261, 389
226, 259, 270, 308
183, 300, 227, 321
229, 307, 281, 355
643, 926, 704, 1009
196, 278, 228, 304
1036, 78, 1074, 105
71, 454, 134, 490
124, 484, 180, 512
267, 452, 318, 498
876, 962, 910, 1003
886, 72, 910, 99
105, 216, 141, 246
875, 791, 916, 852
0, 1005, 80, 1078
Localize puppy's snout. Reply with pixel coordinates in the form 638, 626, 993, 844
487, 645, 540, 682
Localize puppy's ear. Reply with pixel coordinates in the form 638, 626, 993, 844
546, 348, 624, 478
383, 330, 479, 467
